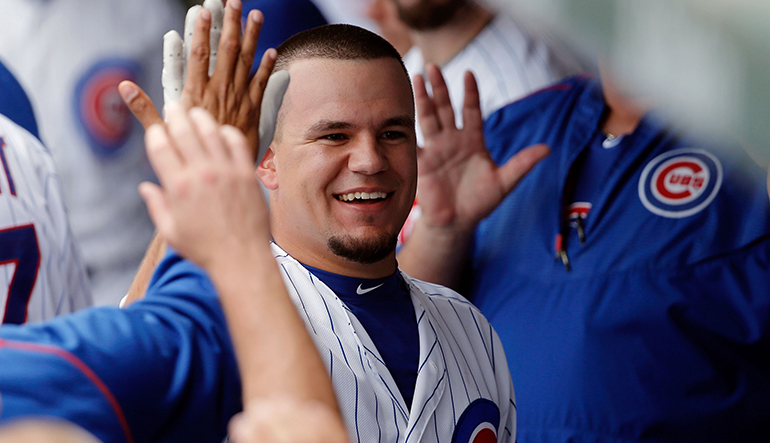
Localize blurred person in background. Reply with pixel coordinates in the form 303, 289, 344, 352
0, 0, 183, 306
395, 0, 591, 142
399, 56, 770, 441
366, 0, 413, 56
393, 0, 592, 243
1, 59, 92, 324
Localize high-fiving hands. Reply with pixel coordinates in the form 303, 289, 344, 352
120, 0, 288, 164
139, 104, 267, 273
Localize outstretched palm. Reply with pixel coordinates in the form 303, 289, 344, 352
415, 64, 549, 234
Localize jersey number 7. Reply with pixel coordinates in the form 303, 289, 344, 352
1, 224, 41, 324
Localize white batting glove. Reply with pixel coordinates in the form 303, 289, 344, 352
161, 0, 225, 105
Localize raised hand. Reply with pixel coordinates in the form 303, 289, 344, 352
139, 104, 268, 272
120, 0, 289, 163
397, 64, 549, 287
414, 64, 550, 234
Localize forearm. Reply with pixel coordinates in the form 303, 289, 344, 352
396, 220, 474, 290
208, 246, 339, 411
123, 232, 167, 306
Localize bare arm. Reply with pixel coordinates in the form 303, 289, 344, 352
121, 233, 166, 307
397, 65, 549, 289
120, 1, 343, 435
141, 104, 339, 414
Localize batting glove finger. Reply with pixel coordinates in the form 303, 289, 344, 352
203, 0, 225, 77
162, 30, 184, 106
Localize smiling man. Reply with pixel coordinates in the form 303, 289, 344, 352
0, 17, 533, 442
244, 24, 516, 442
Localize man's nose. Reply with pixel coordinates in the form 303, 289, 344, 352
348, 136, 389, 175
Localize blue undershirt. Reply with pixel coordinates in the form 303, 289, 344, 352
301, 263, 419, 409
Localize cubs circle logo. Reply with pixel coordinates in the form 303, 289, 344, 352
74, 59, 140, 157
638, 148, 722, 218
451, 399, 500, 443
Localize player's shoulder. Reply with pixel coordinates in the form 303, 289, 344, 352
399, 272, 484, 314
0, 113, 52, 169
485, 74, 596, 130
0, 59, 39, 139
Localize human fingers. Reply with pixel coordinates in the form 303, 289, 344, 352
164, 103, 207, 163
189, 107, 228, 161
211, 0, 243, 84
138, 181, 173, 244
424, 64, 456, 129
461, 71, 482, 133
221, 124, 255, 171
162, 31, 184, 105
414, 73, 441, 138
257, 68, 289, 164
203, 0, 225, 77
185, 7, 213, 99
497, 143, 550, 195
183, 5, 202, 74
119, 81, 163, 129
144, 123, 183, 190
234, 9, 264, 93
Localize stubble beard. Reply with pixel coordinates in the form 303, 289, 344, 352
395, 0, 468, 31
327, 232, 397, 265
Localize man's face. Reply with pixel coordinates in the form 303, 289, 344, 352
392, 0, 468, 31
258, 57, 417, 277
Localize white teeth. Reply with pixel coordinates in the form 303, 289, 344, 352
337, 191, 388, 202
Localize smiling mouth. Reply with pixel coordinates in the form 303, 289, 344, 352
334, 191, 390, 203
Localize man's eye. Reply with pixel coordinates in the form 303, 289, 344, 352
321, 133, 347, 142
381, 131, 406, 141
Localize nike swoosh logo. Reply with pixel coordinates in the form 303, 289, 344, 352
356, 283, 384, 295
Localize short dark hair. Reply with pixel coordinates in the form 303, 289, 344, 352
275, 24, 410, 82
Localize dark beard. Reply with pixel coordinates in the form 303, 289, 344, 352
396, 0, 468, 31
327, 233, 397, 265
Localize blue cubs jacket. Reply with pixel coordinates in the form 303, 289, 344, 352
473, 75, 770, 442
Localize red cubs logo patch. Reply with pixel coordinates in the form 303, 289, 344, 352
451, 399, 500, 443
638, 148, 722, 218
74, 59, 140, 157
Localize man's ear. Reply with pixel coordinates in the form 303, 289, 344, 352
256, 144, 278, 190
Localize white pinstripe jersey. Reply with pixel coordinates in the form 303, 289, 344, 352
272, 243, 516, 443
404, 11, 591, 145
0, 114, 92, 324
0, 0, 182, 306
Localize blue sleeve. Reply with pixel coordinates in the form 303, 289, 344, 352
0, 58, 39, 139
0, 251, 241, 443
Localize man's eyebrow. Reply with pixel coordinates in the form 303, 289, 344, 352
383, 116, 415, 128
306, 120, 355, 134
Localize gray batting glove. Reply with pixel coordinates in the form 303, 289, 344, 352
258, 70, 290, 164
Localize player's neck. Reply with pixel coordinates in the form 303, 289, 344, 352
273, 235, 398, 280
410, 3, 494, 66
600, 74, 647, 137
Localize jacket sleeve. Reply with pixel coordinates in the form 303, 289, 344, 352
0, 250, 241, 443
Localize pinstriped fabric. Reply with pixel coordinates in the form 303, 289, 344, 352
0, 114, 92, 323
405, 12, 591, 146
272, 243, 516, 442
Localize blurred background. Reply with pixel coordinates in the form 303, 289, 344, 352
487, 0, 770, 164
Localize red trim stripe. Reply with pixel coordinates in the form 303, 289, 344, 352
0, 338, 134, 443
